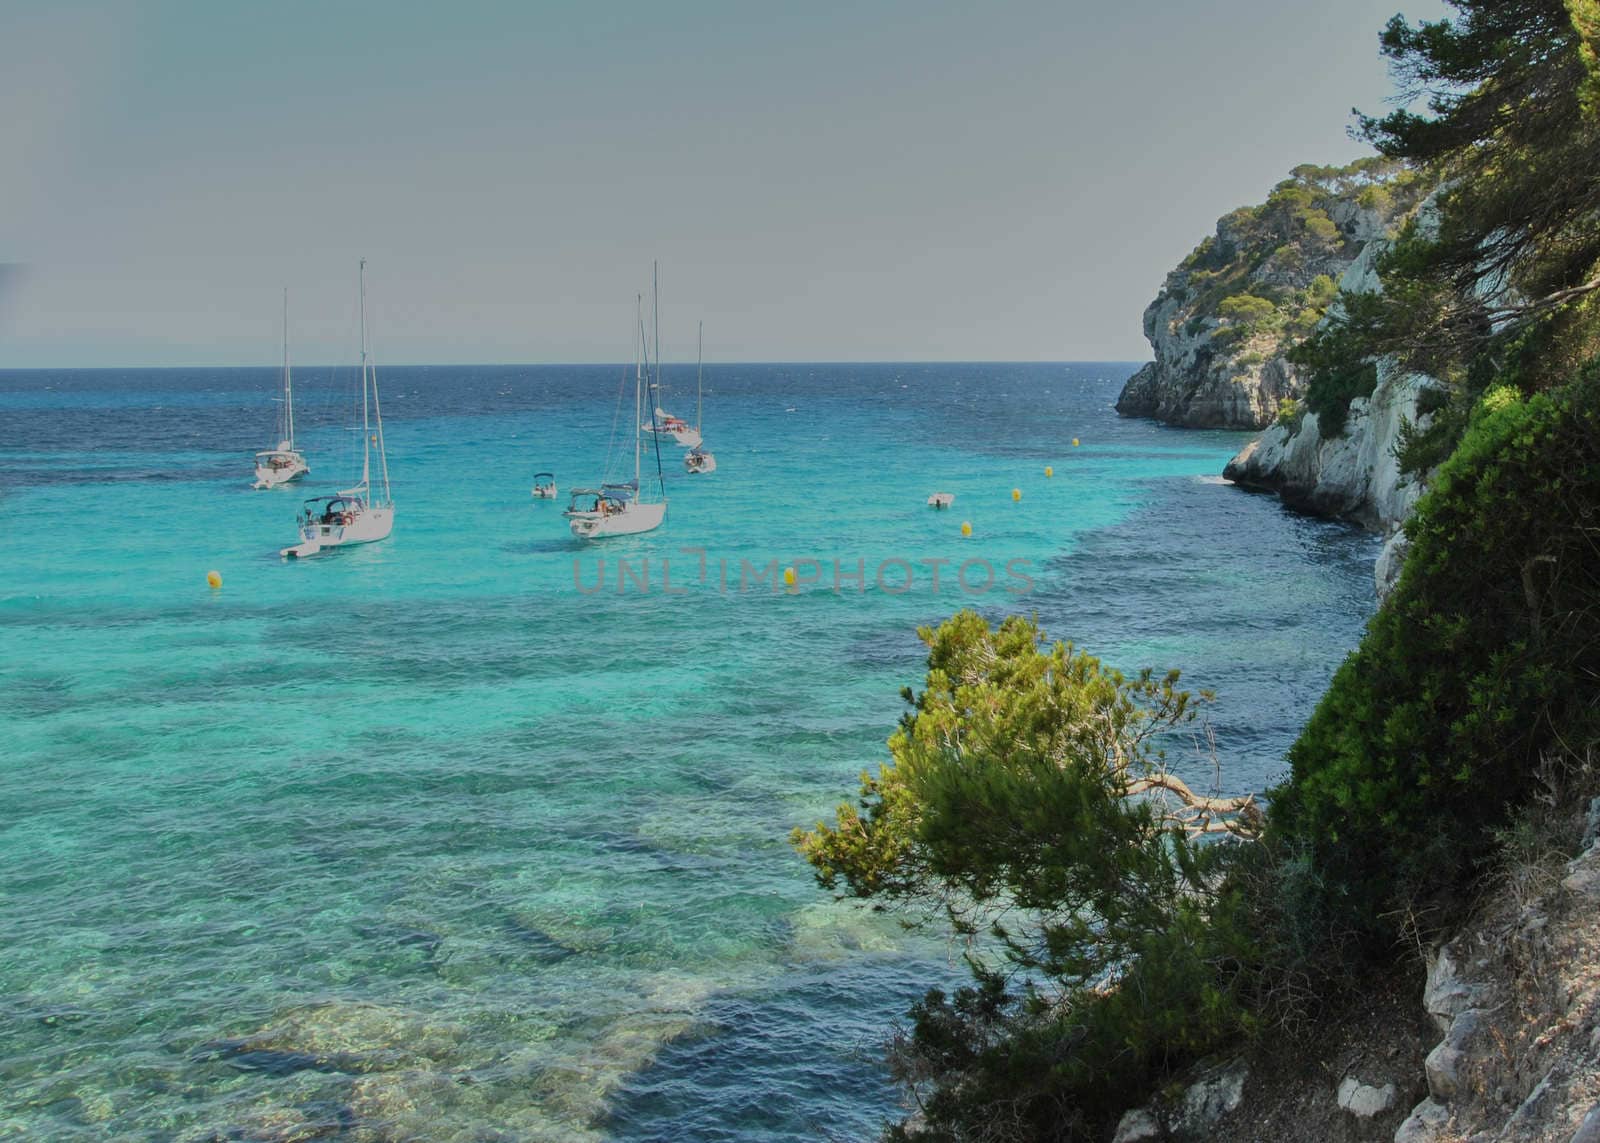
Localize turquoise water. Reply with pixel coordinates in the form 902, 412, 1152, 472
0, 363, 1378, 1141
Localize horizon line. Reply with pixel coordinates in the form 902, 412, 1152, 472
0, 358, 1152, 372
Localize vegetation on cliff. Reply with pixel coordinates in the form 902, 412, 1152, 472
796, 2, 1600, 1138
1293, 0, 1600, 459
1115, 157, 1426, 429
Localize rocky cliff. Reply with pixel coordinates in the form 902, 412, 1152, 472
1218, 203, 1445, 596
1110, 798, 1600, 1143
1117, 159, 1422, 429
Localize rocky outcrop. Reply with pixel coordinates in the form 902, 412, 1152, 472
1220, 357, 1435, 530
1102, 805, 1600, 1143
1111, 1058, 1251, 1141
1391, 832, 1600, 1143
1117, 160, 1420, 429
1219, 199, 1444, 597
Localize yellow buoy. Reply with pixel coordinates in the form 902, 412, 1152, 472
1012, 488, 1022, 502
783, 566, 797, 587
961, 521, 972, 537
206, 570, 223, 589
1072, 438, 1080, 447
1045, 465, 1053, 477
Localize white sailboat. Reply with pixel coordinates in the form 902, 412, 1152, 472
640, 265, 701, 449
253, 288, 310, 489
566, 288, 668, 539
684, 321, 716, 475
280, 260, 395, 558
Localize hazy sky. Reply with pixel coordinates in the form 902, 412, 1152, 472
0, 0, 1446, 367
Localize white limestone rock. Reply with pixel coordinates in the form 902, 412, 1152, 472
1339, 1075, 1400, 1119
1424, 944, 1485, 1035
1111, 1106, 1162, 1143
1175, 1057, 1249, 1135
1223, 358, 1437, 532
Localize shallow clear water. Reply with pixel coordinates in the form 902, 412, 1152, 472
0, 363, 1378, 1141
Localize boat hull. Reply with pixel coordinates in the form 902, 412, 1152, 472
253, 459, 309, 490
568, 500, 666, 538
281, 507, 394, 557
684, 453, 716, 474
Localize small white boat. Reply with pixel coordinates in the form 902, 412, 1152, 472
253, 289, 310, 489
643, 407, 701, 448
927, 493, 955, 509
281, 260, 394, 558
531, 472, 558, 499
682, 321, 716, 475
566, 274, 668, 540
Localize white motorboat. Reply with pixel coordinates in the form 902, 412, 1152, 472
253, 288, 310, 489
281, 261, 394, 557
927, 492, 955, 509
531, 472, 558, 499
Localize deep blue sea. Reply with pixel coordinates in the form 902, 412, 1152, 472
0, 363, 1378, 1141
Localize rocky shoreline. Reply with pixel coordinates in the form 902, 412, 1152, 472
1118, 171, 1442, 597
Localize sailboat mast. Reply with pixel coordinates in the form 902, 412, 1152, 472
634, 294, 643, 491
359, 259, 371, 492
695, 320, 703, 433
653, 261, 661, 419
282, 287, 294, 449
650, 264, 665, 485
367, 268, 392, 506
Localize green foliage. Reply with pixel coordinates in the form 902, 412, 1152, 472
1288, 298, 1382, 436
1166, 157, 1424, 373
1394, 398, 1466, 476
1304, 0, 1600, 464
1218, 293, 1278, 324
1275, 397, 1303, 430
882, 898, 1262, 1142
794, 613, 1266, 1140
1304, 214, 1340, 243
1269, 371, 1600, 940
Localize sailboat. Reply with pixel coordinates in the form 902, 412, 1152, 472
684, 321, 716, 474
253, 289, 310, 489
280, 260, 395, 558
639, 265, 701, 449
566, 288, 668, 539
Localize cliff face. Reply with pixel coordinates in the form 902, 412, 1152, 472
1117, 160, 1420, 429
1218, 207, 1444, 596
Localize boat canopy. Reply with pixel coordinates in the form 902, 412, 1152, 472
302, 494, 362, 513
566, 487, 630, 512
532, 472, 555, 482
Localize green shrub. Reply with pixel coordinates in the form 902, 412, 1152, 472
1218, 293, 1278, 324
1276, 398, 1303, 430
1268, 371, 1600, 942
1304, 214, 1340, 243
1306, 274, 1338, 308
